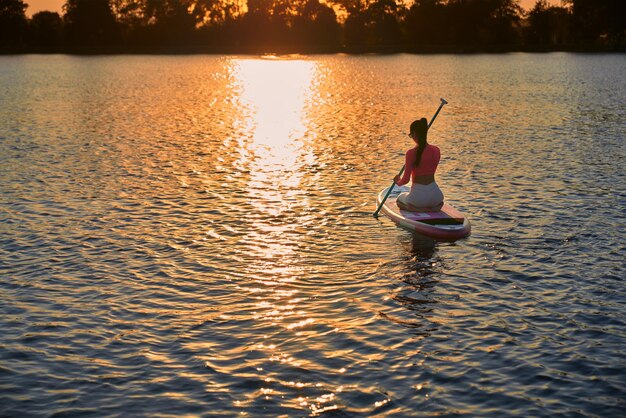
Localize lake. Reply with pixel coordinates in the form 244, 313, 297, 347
1, 53, 625, 417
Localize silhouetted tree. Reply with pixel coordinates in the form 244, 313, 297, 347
446, 0, 521, 47
63, 0, 119, 46
365, 0, 404, 48
144, 0, 197, 44
107, 0, 146, 45
525, 0, 569, 46
195, 0, 244, 24
344, 0, 404, 50
293, 0, 341, 50
0, 0, 28, 46
238, 0, 272, 48
29, 11, 63, 47
566, 0, 625, 46
1, 0, 621, 53
111, 0, 146, 28
237, 0, 293, 51
405, 0, 447, 47
344, 12, 367, 49
487, 0, 522, 45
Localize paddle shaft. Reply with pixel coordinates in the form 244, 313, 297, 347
373, 98, 448, 217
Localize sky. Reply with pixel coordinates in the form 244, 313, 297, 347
26, 0, 63, 16
25, 0, 563, 17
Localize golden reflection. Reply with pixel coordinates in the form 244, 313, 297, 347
236, 58, 313, 147
286, 318, 314, 330
230, 57, 327, 411
231, 57, 317, 283
228, 54, 319, 373
234, 58, 316, 197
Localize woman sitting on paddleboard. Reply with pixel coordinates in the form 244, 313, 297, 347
393, 118, 444, 212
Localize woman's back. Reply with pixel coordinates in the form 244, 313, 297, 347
411, 144, 440, 177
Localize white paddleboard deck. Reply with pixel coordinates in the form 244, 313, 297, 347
377, 186, 471, 239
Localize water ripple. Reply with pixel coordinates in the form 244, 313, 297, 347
1, 54, 625, 417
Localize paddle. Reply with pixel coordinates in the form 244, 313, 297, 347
373, 98, 448, 218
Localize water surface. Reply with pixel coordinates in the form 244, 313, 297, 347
1, 53, 625, 417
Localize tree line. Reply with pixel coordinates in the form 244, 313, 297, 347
1, 0, 624, 53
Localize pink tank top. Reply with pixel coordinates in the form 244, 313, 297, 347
396, 144, 440, 186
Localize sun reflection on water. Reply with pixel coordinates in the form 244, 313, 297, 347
234, 58, 316, 193
230, 57, 331, 410
231, 57, 317, 268
237, 58, 313, 146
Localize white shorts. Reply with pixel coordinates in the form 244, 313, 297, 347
397, 182, 444, 208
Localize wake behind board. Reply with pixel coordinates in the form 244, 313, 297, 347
377, 185, 471, 240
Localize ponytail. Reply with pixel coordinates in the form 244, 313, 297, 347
410, 118, 429, 168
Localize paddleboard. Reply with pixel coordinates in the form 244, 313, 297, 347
376, 185, 471, 239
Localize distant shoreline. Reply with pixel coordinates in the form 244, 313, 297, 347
2, 44, 625, 55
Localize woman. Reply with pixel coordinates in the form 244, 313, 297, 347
393, 118, 444, 212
